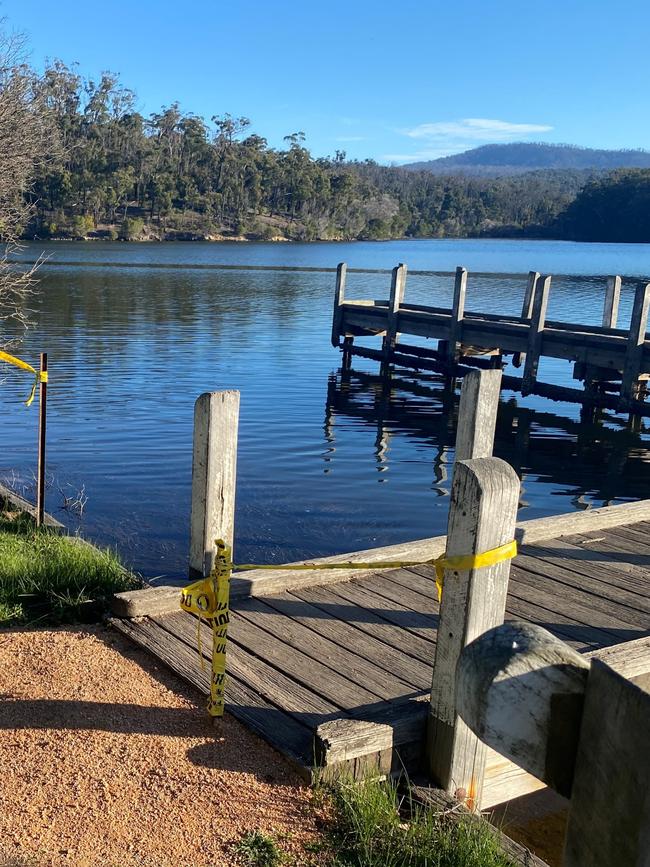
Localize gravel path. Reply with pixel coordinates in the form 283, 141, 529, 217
0, 625, 326, 867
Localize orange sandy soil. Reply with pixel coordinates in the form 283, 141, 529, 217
0, 626, 330, 867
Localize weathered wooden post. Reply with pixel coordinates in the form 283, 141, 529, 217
427, 456, 519, 806
189, 390, 240, 579
602, 274, 621, 328
512, 270, 539, 368
429, 370, 506, 792
455, 368, 502, 462
457, 622, 650, 867
446, 266, 467, 366
522, 274, 551, 396
619, 281, 650, 411
331, 262, 348, 348
381, 263, 407, 371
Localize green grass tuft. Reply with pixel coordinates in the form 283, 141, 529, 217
235, 830, 284, 866
327, 778, 515, 867
0, 509, 138, 626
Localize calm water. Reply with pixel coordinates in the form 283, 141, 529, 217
2, 238, 650, 580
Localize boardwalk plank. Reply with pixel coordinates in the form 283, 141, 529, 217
260, 591, 431, 689
405, 564, 616, 650
520, 537, 650, 600
513, 552, 650, 625
156, 611, 344, 729
291, 583, 436, 664
565, 529, 650, 568
509, 566, 644, 636
230, 609, 381, 708
233, 598, 417, 703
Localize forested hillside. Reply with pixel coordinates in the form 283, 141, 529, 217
16, 64, 650, 243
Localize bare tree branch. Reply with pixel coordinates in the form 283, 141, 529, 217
0, 22, 53, 349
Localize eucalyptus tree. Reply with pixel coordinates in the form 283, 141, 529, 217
0, 26, 50, 347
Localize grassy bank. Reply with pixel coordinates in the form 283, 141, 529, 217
0, 509, 138, 626
322, 779, 516, 867
236, 778, 519, 866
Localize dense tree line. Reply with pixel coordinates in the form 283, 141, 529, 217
4, 62, 647, 243
557, 170, 650, 243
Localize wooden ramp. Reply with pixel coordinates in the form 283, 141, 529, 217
112, 517, 650, 808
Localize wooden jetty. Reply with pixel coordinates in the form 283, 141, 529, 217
111, 370, 650, 820
331, 263, 650, 417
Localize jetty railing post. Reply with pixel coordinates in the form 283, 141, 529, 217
446, 266, 467, 367
457, 622, 650, 867
619, 281, 650, 411
189, 390, 240, 579
602, 274, 621, 328
331, 262, 348, 348
522, 274, 551, 396
36, 351, 47, 527
381, 263, 407, 371
512, 270, 539, 368
427, 456, 520, 806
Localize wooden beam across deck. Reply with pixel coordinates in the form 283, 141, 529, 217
340, 300, 641, 371
113, 496, 650, 616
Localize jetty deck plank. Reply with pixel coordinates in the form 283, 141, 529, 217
112, 518, 650, 797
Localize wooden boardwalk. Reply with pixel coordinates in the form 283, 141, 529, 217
113, 515, 650, 806
111, 365, 650, 815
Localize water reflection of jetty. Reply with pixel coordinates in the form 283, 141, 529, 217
325, 367, 650, 507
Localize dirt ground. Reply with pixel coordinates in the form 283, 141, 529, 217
0, 625, 327, 867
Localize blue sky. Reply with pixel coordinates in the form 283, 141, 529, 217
2, 0, 649, 164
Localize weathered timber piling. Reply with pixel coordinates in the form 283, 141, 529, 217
511, 269, 539, 368
189, 390, 240, 579
426, 450, 520, 805
446, 266, 467, 366
619, 280, 650, 410
381, 263, 407, 372
457, 622, 650, 866
521, 275, 551, 395
330, 263, 650, 417
602, 274, 621, 327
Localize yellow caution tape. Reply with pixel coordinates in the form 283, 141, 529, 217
0, 350, 47, 407
180, 539, 517, 717
180, 540, 232, 718
233, 540, 517, 602
430, 540, 517, 601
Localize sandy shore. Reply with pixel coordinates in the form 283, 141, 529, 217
0, 625, 326, 867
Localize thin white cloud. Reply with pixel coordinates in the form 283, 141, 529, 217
385, 117, 554, 163
403, 118, 553, 141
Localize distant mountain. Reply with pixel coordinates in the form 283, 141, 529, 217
404, 143, 650, 176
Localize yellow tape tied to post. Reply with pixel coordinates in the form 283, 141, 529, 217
0, 350, 48, 407
234, 539, 517, 602
180, 539, 232, 717
179, 538, 516, 718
